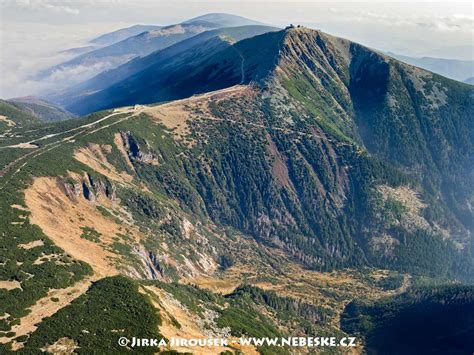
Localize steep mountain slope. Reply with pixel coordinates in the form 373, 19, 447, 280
277, 29, 473, 272
7, 97, 75, 122
0, 27, 472, 352
53, 25, 279, 109
37, 22, 216, 87
387, 52, 474, 82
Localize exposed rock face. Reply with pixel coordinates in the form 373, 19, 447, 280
62, 173, 116, 203
119, 131, 159, 165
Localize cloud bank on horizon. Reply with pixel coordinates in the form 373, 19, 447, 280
0, 0, 473, 98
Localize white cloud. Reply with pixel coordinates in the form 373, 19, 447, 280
6, 0, 80, 15
416, 14, 474, 33
0, 21, 126, 98
345, 10, 473, 33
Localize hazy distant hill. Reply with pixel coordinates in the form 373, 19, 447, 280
388, 52, 474, 82
0, 99, 41, 128
89, 24, 163, 46
183, 12, 265, 27
7, 96, 75, 122
37, 13, 264, 92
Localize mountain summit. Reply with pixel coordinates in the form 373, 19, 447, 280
182, 13, 264, 27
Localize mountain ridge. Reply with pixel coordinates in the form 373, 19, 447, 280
387, 52, 474, 83
6, 96, 75, 122
51, 25, 280, 108
36, 13, 265, 96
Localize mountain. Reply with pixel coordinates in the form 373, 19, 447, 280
7, 96, 75, 122
64, 28, 285, 114
89, 24, 162, 46
0, 27, 472, 353
183, 13, 264, 27
423, 45, 473, 61
59, 30, 474, 269
464, 77, 474, 85
59, 45, 97, 56
36, 22, 216, 87
54, 25, 280, 110
36, 14, 264, 93
0, 99, 42, 129
388, 52, 474, 82
56, 26, 163, 59
87, 13, 263, 47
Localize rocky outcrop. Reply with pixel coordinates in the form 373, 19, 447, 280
61, 173, 116, 203
119, 131, 160, 165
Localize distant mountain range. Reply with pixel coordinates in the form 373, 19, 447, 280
6, 96, 75, 122
89, 24, 163, 47
37, 13, 265, 92
464, 77, 474, 85
183, 13, 265, 27
53, 25, 279, 113
387, 52, 474, 82
33, 14, 473, 105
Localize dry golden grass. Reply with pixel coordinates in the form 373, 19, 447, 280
44, 337, 78, 354
0, 115, 16, 127
143, 285, 258, 355
74, 143, 134, 184
25, 177, 123, 277
17, 240, 44, 249
0, 280, 21, 291
142, 85, 251, 144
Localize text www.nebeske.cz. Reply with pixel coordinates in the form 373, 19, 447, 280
118, 336, 357, 348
